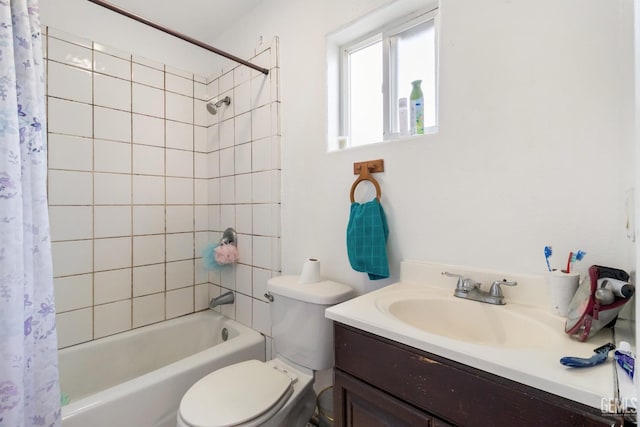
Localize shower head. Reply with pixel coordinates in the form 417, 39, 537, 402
206, 96, 231, 115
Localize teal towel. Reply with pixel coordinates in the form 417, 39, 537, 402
346, 199, 389, 280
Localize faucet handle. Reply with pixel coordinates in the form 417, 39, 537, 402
489, 280, 518, 297
442, 272, 478, 291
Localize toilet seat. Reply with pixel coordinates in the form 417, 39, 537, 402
178, 360, 293, 427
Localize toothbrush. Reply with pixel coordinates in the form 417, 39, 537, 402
566, 250, 587, 274
544, 246, 553, 272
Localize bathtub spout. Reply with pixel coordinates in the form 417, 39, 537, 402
209, 291, 234, 309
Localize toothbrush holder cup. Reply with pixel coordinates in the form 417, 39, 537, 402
546, 270, 580, 317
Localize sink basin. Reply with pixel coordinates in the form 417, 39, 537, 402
378, 296, 561, 348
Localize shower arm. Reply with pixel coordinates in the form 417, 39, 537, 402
86, 0, 269, 76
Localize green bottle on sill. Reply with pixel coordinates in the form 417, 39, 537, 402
410, 80, 424, 135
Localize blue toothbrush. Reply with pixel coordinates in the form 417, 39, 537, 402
544, 246, 553, 272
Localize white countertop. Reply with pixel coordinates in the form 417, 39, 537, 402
326, 260, 618, 409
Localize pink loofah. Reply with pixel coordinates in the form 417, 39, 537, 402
214, 244, 239, 265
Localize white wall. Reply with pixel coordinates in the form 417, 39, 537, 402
210, 0, 636, 294
39, 0, 216, 75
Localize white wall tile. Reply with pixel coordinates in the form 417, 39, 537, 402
48, 134, 92, 171
235, 204, 252, 235
94, 206, 131, 238
166, 206, 194, 233
234, 66, 251, 87
133, 144, 164, 175
48, 98, 92, 137
133, 235, 165, 266
235, 263, 252, 296
219, 147, 234, 177
195, 232, 208, 259
207, 124, 219, 152
208, 178, 220, 206
252, 104, 271, 141
57, 308, 93, 348
94, 173, 131, 205
252, 137, 278, 172
251, 74, 271, 109
166, 233, 194, 262
48, 170, 92, 205
166, 121, 193, 150
133, 263, 165, 296
195, 179, 207, 205
195, 153, 207, 179
166, 65, 192, 80
208, 205, 220, 232
49, 28, 91, 48
194, 126, 207, 152
166, 92, 193, 124
219, 71, 233, 94
48, 38, 92, 69
166, 74, 193, 96
235, 174, 252, 204
49, 206, 92, 241
194, 283, 208, 310
252, 170, 280, 203
219, 91, 234, 122
94, 237, 132, 271
166, 260, 194, 290
207, 79, 219, 99
194, 99, 208, 127
234, 143, 251, 174
252, 204, 280, 237
52, 240, 92, 277
94, 268, 131, 305
195, 206, 208, 231
133, 114, 165, 147
166, 287, 193, 319
94, 51, 130, 80
133, 175, 164, 205
252, 267, 272, 301
132, 83, 165, 118
194, 81, 207, 100
252, 299, 271, 336
234, 81, 251, 115
237, 233, 252, 266
219, 176, 235, 204
132, 205, 165, 235
166, 177, 194, 205
133, 293, 165, 327
48, 61, 92, 103
93, 42, 130, 61
94, 107, 131, 142
132, 63, 164, 88
220, 205, 235, 231
94, 74, 131, 111
219, 119, 234, 149
166, 149, 193, 177
234, 112, 252, 145
94, 300, 131, 338
94, 139, 131, 173
207, 151, 220, 179
235, 293, 252, 328
220, 265, 235, 290
252, 236, 272, 270
54, 274, 93, 312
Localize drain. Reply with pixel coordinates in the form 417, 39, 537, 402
221, 327, 229, 341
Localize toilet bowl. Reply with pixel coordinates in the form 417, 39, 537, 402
177, 358, 315, 427
177, 276, 354, 427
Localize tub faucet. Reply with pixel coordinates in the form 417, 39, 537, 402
442, 272, 517, 305
209, 291, 234, 309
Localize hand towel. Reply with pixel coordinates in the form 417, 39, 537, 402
346, 198, 389, 280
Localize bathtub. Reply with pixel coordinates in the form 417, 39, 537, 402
59, 310, 265, 427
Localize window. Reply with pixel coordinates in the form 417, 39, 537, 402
331, 7, 439, 149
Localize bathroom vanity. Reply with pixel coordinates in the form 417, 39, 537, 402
326, 261, 629, 427
333, 323, 622, 426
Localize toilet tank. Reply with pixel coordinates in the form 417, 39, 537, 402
267, 276, 354, 371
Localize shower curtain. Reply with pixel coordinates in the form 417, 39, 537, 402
0, 1, 61, 426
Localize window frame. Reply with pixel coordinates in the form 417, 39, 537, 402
338, 7, 439, 148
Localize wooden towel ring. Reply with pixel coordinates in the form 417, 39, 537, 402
350, 168, 382, 202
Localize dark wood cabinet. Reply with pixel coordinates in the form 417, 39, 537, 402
333, 323, 624, 427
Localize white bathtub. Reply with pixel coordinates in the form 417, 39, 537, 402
59, 310, 265, 427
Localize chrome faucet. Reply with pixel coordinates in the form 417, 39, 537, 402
442, 272, 517, 305
209, 291, 234, 309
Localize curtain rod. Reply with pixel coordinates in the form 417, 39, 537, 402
87, 0, 269, 75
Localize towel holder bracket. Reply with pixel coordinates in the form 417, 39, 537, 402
353, 159, 384, 175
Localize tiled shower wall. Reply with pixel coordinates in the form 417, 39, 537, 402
46, 26, 281, 349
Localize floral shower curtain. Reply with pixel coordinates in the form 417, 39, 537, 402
0, 1, 61, 426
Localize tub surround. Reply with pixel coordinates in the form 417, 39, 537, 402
326, 260, 619, 409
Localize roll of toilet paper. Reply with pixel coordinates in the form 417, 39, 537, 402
299, 258, 321, 284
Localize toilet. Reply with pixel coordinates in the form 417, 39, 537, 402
177, 276, 354, 427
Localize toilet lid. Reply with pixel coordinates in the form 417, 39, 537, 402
179, 360, 292, 427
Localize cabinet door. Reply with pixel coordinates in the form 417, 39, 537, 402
334, 369, 437, 427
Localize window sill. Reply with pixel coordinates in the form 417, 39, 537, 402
329, 125, 439, 153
